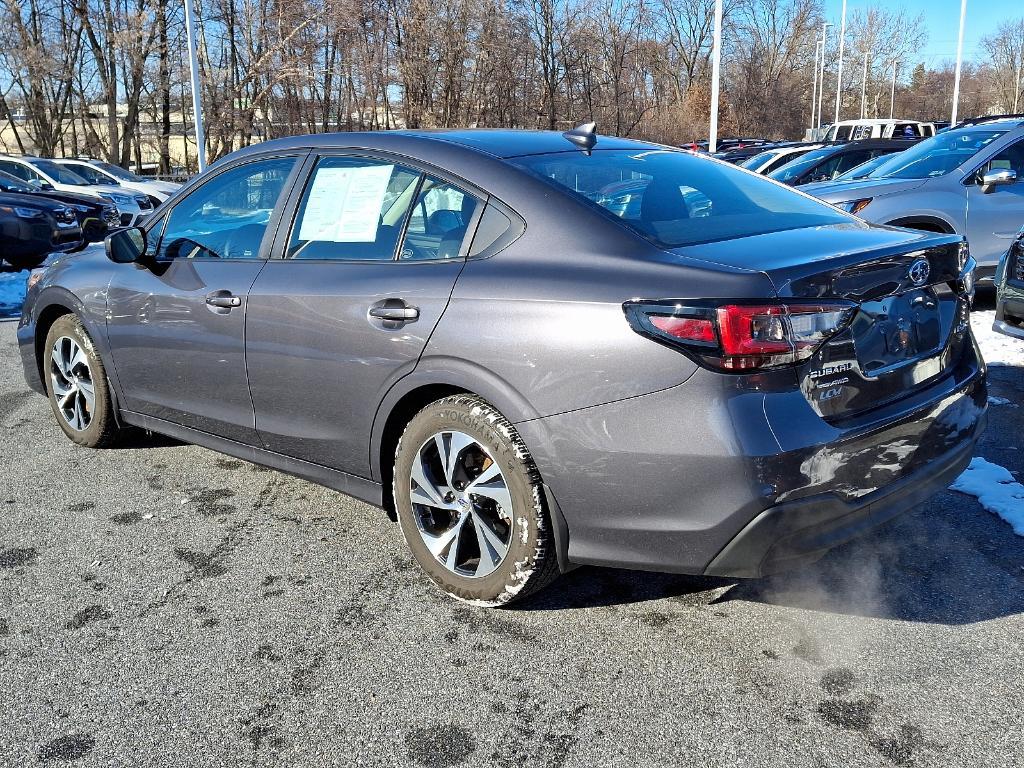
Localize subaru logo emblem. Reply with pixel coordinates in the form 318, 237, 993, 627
908, 258, 930, 286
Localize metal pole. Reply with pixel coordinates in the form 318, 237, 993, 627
890, 60, 898, 119
811, 41, 821, 136
834, 0, 847, 125
183, 0, 207, 172
1014, 58, 1022, 113
951, 0, 967, 126
860, 50, 868, 119
817, 22, 830, 130
708, 0, 723, 153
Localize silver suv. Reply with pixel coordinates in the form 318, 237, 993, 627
804, 117, 1024, 280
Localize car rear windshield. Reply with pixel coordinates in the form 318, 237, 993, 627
863, 128, 1007, 180
510, 149, 846, 248
768, 147, 836, 183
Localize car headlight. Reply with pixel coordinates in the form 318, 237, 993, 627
106, 193, 132, 205
838, 198, 873, 215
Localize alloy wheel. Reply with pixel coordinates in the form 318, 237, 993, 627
409, 431, 514, 578
49, 336, 95, 431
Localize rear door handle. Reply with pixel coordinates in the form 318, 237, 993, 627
369, 299, 419, 323
206, 290, 241, 309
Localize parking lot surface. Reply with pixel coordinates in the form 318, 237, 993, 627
1, 307, 1022, 767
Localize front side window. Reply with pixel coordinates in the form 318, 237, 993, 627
402, 176, 479, 260
156, 156, 295, 260
288, 157, 421, 261
512, 149, 847, 248
983, 140, 1024, 177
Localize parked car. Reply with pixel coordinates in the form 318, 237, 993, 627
823, 119, 935, 141
814, 152, 895, 183
805, 116, 1024, 280
18, 128, 985, 606
740, 144, 822, 174
994, 227, 1024, 338
769, 139, 918, 186
0, 193, 83, 269
0, 170, 119, 242
0, 155, 152, 226
54, 158, 181, 205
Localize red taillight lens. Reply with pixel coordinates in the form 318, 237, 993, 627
625, 300, 857, 372
650, 315, 717, 343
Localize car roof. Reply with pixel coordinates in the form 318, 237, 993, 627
226, 129, 662, 161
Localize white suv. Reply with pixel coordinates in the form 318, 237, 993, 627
55, 159, 180, 205
0, 155, 152, 226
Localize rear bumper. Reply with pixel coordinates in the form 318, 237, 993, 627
518, 351, 986, 577
704, 435, 977, 578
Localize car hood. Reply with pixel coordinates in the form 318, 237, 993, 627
802, 176, 928, 202
33, 190, 109, 208
0, 191, 71, 214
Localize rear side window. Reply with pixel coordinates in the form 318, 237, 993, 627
401, 176, 479, 261
512, 149, 846, 248
288, 157, 421, 260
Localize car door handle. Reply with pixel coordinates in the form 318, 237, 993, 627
205, 291, 241, 308
369, 299, 419, 322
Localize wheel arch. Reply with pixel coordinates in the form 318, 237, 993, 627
884, 215, 957, 234
33, 300, 78, 394
369, 358, 544, 511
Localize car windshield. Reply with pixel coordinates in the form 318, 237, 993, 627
863, 129, 1007, 179
62, 162, 114, 185
768, 147, 837, 183
739, 150, 780, 169
95, 161, 144, 182
511, 149, 847, 248
0, 170, 32, 192
834, 153, 892, 180
30, 159, 90, 186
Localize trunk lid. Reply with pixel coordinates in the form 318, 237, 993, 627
675, 223, 973, 420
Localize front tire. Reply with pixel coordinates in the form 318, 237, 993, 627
44, 314, 123, 448
393, 395, 560, 606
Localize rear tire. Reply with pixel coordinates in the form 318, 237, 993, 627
43, 314, 123, 448
393, 395, 560, 606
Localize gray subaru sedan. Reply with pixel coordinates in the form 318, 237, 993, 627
18, 128, 986, 606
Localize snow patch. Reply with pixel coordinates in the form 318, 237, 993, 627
971, 309, 1024, 368
987, 395, 1016, 407
950, 457, 1024, 536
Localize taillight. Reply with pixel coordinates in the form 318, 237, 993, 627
624, 300, 858, 372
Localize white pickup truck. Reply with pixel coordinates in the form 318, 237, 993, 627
821, 119, 935, 142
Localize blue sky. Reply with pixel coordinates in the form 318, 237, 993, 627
821, 1, 1018, 67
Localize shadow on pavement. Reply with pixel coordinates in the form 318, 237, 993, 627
517, 500, 1024, 625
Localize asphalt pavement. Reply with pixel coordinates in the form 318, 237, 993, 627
1, 300, 1022, 767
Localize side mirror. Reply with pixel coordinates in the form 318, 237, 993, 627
981, 168, 1017, 194
105, 226, 146, 264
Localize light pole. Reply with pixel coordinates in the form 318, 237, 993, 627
811, 40, 822, 135
834, 0, 847, 125
817, 22, 831, 130
890, 60, 898, 119
708, 0, 723, 153
183, 0, 207, 172
1013, 58, 1022, 113
951, 0, 967, 126
860, 49, 869, 119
